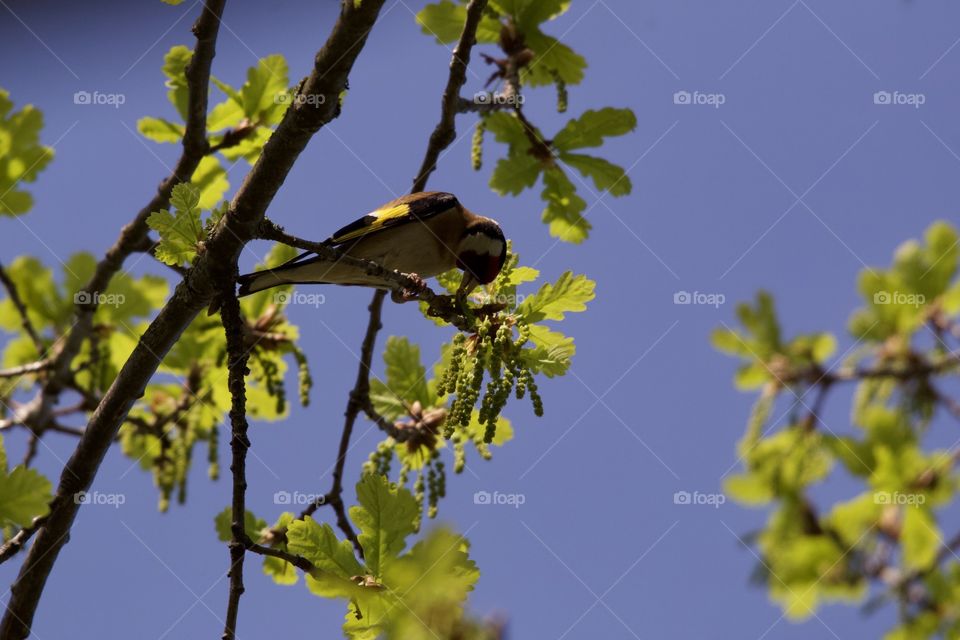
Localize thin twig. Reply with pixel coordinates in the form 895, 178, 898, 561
245, 538, 316, 574
412, 0, 490, 192
0, 518, 46, 565
0, 360, 51, 379
220, 271, 251, 640
325, 291, 385, 555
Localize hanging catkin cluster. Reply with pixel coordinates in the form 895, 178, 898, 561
438, 315, 543, 444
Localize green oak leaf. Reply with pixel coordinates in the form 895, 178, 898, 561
518, 270, 596, 322
0, 436, 52, 528
416, 0, 501, 44
350, 474, 419, 577
192, 155, 228, 210
560, 152, 631, 196
136, 116, 184, 144
214, 506, 267, 543
552, 108, 637, 151
370, 337, 434, 419
263, 512, 299, 585
162, 45, 193, 120
490, 151, 543, 196
522, 29, 586, 86
286, 516, 368, 602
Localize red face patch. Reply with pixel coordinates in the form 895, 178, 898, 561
457, 251, 503, 284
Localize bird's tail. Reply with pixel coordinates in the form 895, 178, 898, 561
237, 269, 293, 297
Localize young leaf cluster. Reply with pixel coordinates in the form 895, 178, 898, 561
717, 221, 960, 635
417, 1, 636, 243
0, 88, 54, 216
138, 47, 293, 208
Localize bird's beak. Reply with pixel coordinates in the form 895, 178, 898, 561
456, 272, 479, 298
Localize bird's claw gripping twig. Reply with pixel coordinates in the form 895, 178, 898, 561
390, 273, 427, 303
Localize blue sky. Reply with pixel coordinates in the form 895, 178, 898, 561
3, 0, 960, 638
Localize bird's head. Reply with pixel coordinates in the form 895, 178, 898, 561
455, 216, 506, 296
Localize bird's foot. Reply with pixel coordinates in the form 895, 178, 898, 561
391, 274, 427, 303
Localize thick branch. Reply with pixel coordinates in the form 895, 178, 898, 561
0, 0, 393, 634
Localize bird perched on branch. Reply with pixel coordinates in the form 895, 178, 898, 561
237, 192, 506, 299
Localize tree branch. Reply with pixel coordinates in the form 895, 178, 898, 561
0, 1, 389, 636
245, 538, 315, 574
412, 0, 489, 192
219, 273, 251, 640
327, 290, 385, 555
0, 360, 52, 379
0, 519, 45, 566
0, 261, 45, 356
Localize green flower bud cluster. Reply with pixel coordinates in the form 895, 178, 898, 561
174, 427, 189, 506
441, 317, 546, 444
157, 433, 174, 513
207, 420, 220, 480
551, 69, 568, 113
255, 352, 286, 415
408, 454, 446, 530
453, 433, 466, 473
290, 346, 312, 407
472, 118, 486, 171
363, 440, 395, 478
426, 458, 445, 520
413, 468, 426, 531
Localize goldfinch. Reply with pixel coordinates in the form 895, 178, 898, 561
237, 192, 506, 298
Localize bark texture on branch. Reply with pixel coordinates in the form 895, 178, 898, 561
0, 2, 387, 636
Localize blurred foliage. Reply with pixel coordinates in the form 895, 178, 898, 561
718, 221, 960, 638
0, 434, 51, 536
0, 88, 54, 216
251, 474, 486, 640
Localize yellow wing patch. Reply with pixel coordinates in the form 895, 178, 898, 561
329, 203, 412, 243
